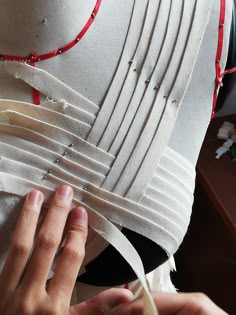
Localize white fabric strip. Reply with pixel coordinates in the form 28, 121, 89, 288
148, 172, 193, 208
97, 0, 161, 151
141, 192, 189, 224
101, 0, 212, 202
0, 61, 98, 116
0, 100, 91, 137
0, 140, 105, 186
0, 155, 182, 255
108, 0, 171, 158
0, 106, 114, 167
100, 0, 184, 193
40, 100, 96, 126
0, 123, 109, 176
126, 0, 213, 201
86, 0, 152, 145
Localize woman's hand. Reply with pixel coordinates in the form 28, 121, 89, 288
0, 184, 228, 315
0, 185, 87, 314
0, 184, 134, 315
0, 185, 132, 315
108, 292, 229, 315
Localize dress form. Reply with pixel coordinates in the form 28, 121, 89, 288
0, 0, 168, 288
0, 0, 133, 104
0, 0, 233, 304
0, 0, 96, 55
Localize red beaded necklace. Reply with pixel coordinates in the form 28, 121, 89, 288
0, 0, 102, 105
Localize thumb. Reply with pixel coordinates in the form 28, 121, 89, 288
69, 288, 133, 315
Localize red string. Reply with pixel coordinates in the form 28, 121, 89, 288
27, 56, 41, 105
220, 66, 236, 77
0, 0, 102, 105
212, 0, 226, 119
32, 87, 41, 106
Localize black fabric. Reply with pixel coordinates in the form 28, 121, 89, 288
216, 1, 236, 111
78, 228, 168, 286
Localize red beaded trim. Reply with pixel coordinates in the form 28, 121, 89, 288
212, 0, 236, 118
0, 0, 102, 104
212, 0, 226, 119
0, 0, 102, 63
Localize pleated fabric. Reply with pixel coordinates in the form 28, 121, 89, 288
0, 1, 214, 313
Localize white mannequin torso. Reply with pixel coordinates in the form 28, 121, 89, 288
0, 0, 232, 165
0, 0, 133, 104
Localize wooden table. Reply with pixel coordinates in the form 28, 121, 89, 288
173, 115, 236, 315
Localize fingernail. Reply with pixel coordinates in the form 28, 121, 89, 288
27, 190, 43, 207
57, 185, 72, 198
101, 289, 134, 314
110, 291, 134, 308
73, 207, 88, 225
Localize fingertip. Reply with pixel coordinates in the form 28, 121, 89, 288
26, 190, 44, 208
57, 185, 73, 198
120, 288, 134, 302
72, 206, 88, 225
101, 288, 134, 308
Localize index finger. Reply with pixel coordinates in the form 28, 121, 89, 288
0, 190, 44, 295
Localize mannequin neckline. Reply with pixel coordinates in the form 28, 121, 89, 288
0, 0, 102, 64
